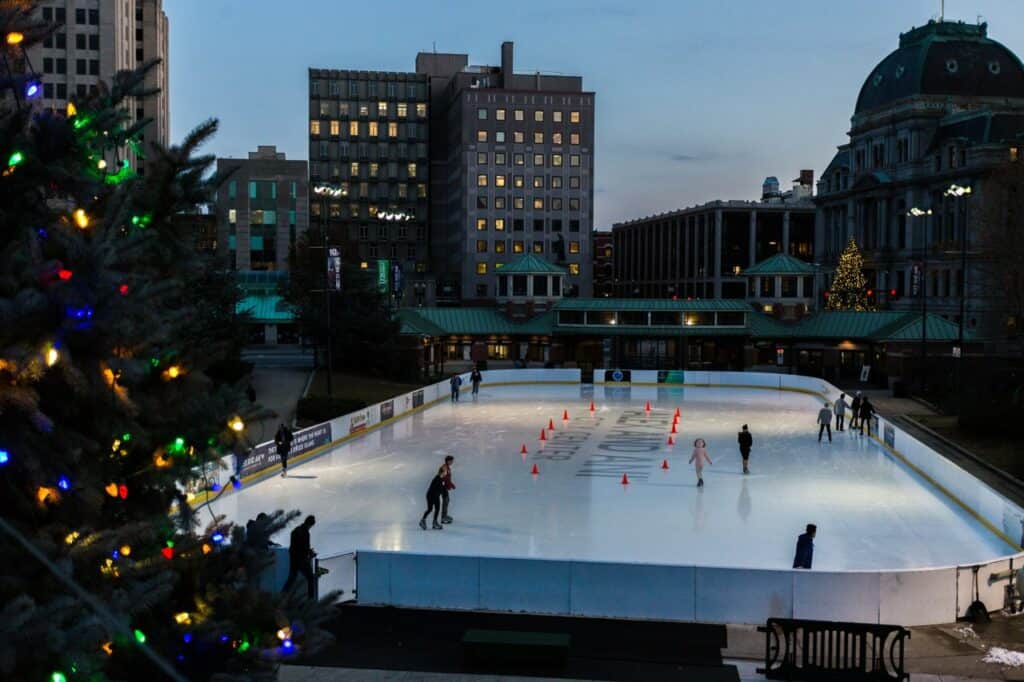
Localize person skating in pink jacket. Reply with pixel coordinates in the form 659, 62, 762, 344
689, 438, 712, 487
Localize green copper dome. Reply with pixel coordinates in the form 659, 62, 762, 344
855, 21, 1024, 115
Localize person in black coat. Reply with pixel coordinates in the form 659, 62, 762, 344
859, 398, 875, 436
275, 423, 294, 477
737, 424, 753, 474
419, 466, 447, 530
792, 523, 816, 569
850, 392, 863, 429
282, 515, 317, 598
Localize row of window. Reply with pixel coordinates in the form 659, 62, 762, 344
225, 180, 299, 200
474, 194, 584, 212
475, 261, 581, 276
355, 224, 426, 241
42, 82, 98, 100
477, 108, 582, 124
310, 182, 427, 205
314, 101, 426, 119
477, 173, 584, 191
314, 201, 426, 219
475, 239, 581, 254
476, 217, 582, 232
42, 57, 98, 75
311, 119, 425, 138
42, 7, 99, 25
226, 209, 298, 226
475, 130, 582, 145
476, 155, 582, 174
311, 81, 427, 100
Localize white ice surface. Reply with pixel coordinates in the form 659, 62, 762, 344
207, 385, 1015, 571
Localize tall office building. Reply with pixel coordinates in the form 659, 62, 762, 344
416, 42, 596, 303
27, 0, 169, 174
307, 68, 430, 302
215, 146, 308, 272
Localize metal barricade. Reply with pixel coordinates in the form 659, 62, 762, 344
758, 618, 909, 681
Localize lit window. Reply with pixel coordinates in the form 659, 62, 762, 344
533, 242, 544, 253
514, 175, 524, 188
550, 176, 562, 188
398, 103, 408, 117
310, 120, 321, 135
513, 241, 524, 253
531, 132, 542, 144
407, 163, 417, 178
514, 197, 524, 209
388, 122, 398, 137
514, 153, 525, 165
534, 110, 544, 122
350, 204, 360, 217
570, 154, 580, 167
416, 103, 427, 117
477, 218, 487, 231
477, 152, 487, 164
533, 198, 544, 210
568, 263, 580, 275
495, 241, 506, 253
359, 104, 369, 116
477, 130, 488, 142
478, 108, 488, 120
496, 108, 506, 121
476, 239, 488, 253
495, 218, 505, 231
552, 132, 562, 145
533, 154, 544, 167
570, 111, 580, 123
514, 109, 524, 121
495, 175, 506, 187
477, 174, 488, 187
369, 163, 379, 178
495, 152, 506, 164
495, 131, 505, 143
514, 131, 524, 143
570, 132, 580, 145
476, 262, 488, 275
350, 162, 360, 176
569, 241, 580, 254
552, 198, 563, 210
533, 176, 544, 189
1012, 147, 1020, 162
378, 101, 388, 116
569, 198, 580, 210
349, 121, 359, 136
399, 184, 409, 198
553, 111, 563, 123
552, 154, 563, 166
228, 209, 236, 223
330, 120, 340, 136
417, 183, 427, 198
569, 176, 580, 189
495, 197, 506, 209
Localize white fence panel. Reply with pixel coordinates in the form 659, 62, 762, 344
793, 571, 880, 623
879, 568, 956, 626
317, 551, 357, 602
696, 568, 793, 624
354, 550, 392, 604
478, 557, 571, 615
388, 553, 481, 610
570, 562, 695, 621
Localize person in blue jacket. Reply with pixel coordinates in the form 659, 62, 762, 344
449, 374, 463, 402
793, 524, 816, 569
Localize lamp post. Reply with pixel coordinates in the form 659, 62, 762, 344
907, 206, 933, 359
943, 183, 973, 356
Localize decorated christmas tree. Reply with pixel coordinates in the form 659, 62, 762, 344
826, 238, 873, 311
0, 4, 337, 680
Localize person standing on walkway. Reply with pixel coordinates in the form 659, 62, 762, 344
470, 366, 483, 397
449, 374, 463, 402
859, 397, 875, 436
850, 391, 863, 430
792, 523, 816, 569
688, 438, 712, 487
275, 423, 294, 477
419, 466, 447, 530
834, 393, 848, 432
282, 515, 317, 598
440, 455, 456, 524
737, 424, 753, 474
817, 403, 833, 443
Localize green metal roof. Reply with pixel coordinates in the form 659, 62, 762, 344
743, 253, 817, 276
554, 298, 751, 312
748, 311, 970, 342
553, 325, 749, 337
397, 308, 554, 336
497, 254, 567, 274
236, 295, 294, 323
398, 310, 447, 336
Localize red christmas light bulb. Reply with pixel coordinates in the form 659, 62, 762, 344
118, 283, 129, 295
58, 269, 73, 281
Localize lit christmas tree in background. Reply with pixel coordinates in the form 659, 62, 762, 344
826, 238, 873, 311
0, 3, 336, 680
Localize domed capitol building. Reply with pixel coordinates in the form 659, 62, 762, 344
815, 19, 1024, 335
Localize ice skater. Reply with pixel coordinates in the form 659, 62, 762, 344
282, 515, 317, 598
737, 424, 753, 474
470, 366, 483, 397
419, 466, 447, 530
792, 523, 816, 569
859, 397, 875, 436
688, 438, 712, 487
275, 423, 294, 477
817, 402, 833, 443
850, 391, 863, 430
440, 455, 456, 523
834, 393, 848, 431
449, 374, 463, 402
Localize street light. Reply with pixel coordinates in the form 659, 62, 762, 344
942, 183, 972, 354
906, 207, 933, 359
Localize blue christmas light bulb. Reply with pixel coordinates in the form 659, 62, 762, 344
57, 476, 70, 490
0, 449, 9, 465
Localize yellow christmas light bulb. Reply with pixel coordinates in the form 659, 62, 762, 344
153, 451, 171, 469
119, 544, 131, 556
100, 641, 113, 656
201, 543, 212, 555
276, 627, 292, 640
97, 159, 107, 170
228, 416, 245, 432
173, 612, 191, 625
6, 32, 24, 45
64, 531, 80, 545
37, 486, 58, 504
72, 208, 89, 229
66, 102, 77, 117
45, 346, 59, 367
104, 483, 119, 497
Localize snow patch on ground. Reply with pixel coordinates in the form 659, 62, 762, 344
953, 624, 978, 639
983, 647, 1024, 667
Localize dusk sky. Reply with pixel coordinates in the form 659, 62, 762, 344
166, 0, 1024, 228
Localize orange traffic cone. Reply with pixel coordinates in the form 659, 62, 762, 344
645, 400, 651, 412
520, 443, 528, 454
667, 435, 675, 445
621, 473, 630, 485
531, 463, 539, 475
674, 407, 681, 418
539, 429, 547, 441
589, 400, 595, 412
562, 409, 569, 421
548, 418, 555, 430
661, 459, 670, 470
670, 422, 678, 434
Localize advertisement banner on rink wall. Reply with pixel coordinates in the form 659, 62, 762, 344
380, 399, 394, 421
884, 422, 895, 448
605, 369, 631, 383
349, 410, 369, 434
657, 370, 685, 384
412, 389, 424, 408
238, 422, 333, 478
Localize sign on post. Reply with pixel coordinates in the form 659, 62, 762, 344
377, 259, 389, 294
327, 246, 342, 291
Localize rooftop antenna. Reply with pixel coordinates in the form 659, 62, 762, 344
940, 0, 944, 21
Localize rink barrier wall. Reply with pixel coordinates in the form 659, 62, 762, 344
213, 367, 1022, 625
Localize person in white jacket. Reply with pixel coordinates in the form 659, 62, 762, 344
834, 393, 848, 432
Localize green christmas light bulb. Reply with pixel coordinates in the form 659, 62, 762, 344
50, 673, 67, 682
134, 629, 146, 644
7, 151, 24, 167
122, 432, 132, 441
